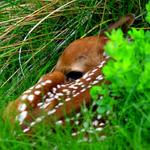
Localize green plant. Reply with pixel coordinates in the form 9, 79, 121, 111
90, 3, 150, 149
146, 1, 150, 23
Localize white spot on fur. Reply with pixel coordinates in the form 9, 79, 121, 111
45, 80, 52, 84
47, 92, 51, 95
16, 111, 28, 124
92, 68, 98, 73
40, 103, 50, 109
35, 84, 41, 89
96, 75, 103, 81
20, 94, 28, 100
99, 122, 105, 126
74, 92, 80, 97
45, 98, 53, 103
69, 85, 78, 90
98, 63, 104, 68
87, 85, 92, 88
56, 93, 64, 96
57, 84, 61, 89
23, 127, 30, 133
77, 82, 83, 86
81, 84, 86, 88
80, 88, 86, 93
65, 98, 71, 101
92, 80, 99, 85
18, 103, 27, 112
86, 77, 91, 81
41, 82, 46, 86
55, 105, 59, 109
54, 95, 59, 99
37, 102, 43, 107
60, 84, 66, 88
62, 89, 69, 92
82, 73, 89, 79
30, 121, 36, 127
88, 72, 94, 76
58, 103, 63, 106
27, 94, 34, 102
55, 120, 63, 125
75, 79, 80, 83
100, 60, 106, 66
34, 90, 41, 95
52, 87, 57, 93
35, 116, 45, 123
47, 109, 56, 115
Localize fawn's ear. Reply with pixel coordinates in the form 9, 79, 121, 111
100, 14, 135, 34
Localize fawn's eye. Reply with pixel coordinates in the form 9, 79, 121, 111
66, 71, 83, 81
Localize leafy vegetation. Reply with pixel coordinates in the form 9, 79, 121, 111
0, 0, 149, 150
91, 2, 150, 149
91, 28, 150, 149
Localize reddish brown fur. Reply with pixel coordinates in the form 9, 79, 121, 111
55, 35, 108, 74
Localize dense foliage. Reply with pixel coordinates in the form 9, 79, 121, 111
91, 3, 150, 149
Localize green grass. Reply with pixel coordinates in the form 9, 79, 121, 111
0, 0, 149, 149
